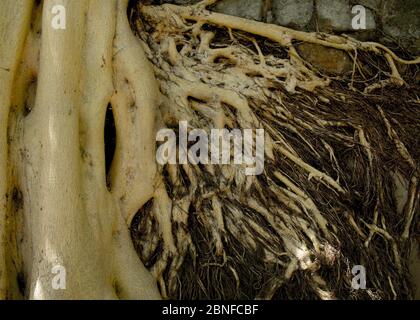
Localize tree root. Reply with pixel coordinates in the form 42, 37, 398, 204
130, 0, 420, 299
1, 0, 418, 300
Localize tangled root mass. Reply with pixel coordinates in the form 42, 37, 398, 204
129, 0, 420, 299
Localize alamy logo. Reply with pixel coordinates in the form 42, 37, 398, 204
352, 5, 367, 30
51, 5, 66, 30
351, 265, 366, 290
51, 265, 66, 290
156, 121, 265, 175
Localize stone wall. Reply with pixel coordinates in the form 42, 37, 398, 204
161, 0, 420, 53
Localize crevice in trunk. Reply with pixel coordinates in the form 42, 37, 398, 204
105, 103, 117, 189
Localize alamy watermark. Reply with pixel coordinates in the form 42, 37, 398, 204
51, 5, 66, 30
51, 264, 66, 290
352, 5, 367, 30
156, 121, 265, 176
351, 265, 367, 290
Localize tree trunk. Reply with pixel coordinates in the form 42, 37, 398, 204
0, 0, 160, 299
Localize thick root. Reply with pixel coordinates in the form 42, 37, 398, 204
130, 0, 419, 299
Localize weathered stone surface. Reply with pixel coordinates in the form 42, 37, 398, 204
297, 43, 353, 74
350, 0, 381, 10
213, 0, 264, 21
272, 0, 314, 30
316, 0, 353, 32
316, 0, 376, 33
382, 0, 420, 53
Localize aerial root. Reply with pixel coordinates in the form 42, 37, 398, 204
140, 0, 419, 94
129, 1, 420, 299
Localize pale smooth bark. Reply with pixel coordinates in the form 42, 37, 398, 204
0, 0, 160, 299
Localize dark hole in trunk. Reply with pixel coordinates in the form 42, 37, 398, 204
104, 103, 116, 189
17, 272, 26, 297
